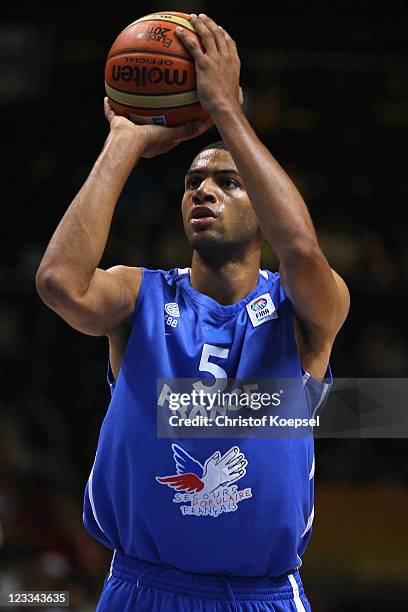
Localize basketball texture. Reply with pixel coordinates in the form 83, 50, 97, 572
105, 12, 213, 128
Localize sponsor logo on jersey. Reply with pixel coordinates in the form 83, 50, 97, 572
246, 292, 278, 328
164, 302, 180, 331
156, 444, 252, 517
250, 297, 268, 312
165, 302, 180, 317
164, 302, 180, 330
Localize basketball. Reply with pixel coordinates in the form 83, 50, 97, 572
105, 12, 213, 128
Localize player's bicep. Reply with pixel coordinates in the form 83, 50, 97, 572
45, 266, 142, 337
279, 250, 349, 344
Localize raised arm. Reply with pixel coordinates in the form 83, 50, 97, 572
177, 15, 349, 376
36, 99, 207, 336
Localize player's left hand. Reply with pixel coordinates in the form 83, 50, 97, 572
175, 14, 242, 117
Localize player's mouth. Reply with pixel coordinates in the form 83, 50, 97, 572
190, 205, 218, 228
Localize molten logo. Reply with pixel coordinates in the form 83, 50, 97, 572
112, 65, 187, 87
251, 298, 268, 312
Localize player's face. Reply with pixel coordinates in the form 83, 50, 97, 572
182, 149, 261, 261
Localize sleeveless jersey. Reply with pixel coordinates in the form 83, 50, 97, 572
83, 267, 332, 577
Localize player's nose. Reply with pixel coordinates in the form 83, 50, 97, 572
192, 188, 217, 205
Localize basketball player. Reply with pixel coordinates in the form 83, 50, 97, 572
36, 14, 349, 612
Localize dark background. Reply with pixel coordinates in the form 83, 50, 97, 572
0, 2, 407, 610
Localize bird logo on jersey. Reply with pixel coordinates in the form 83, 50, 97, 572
156, 444, 252, 517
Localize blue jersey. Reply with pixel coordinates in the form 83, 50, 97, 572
83, 267, 332, 577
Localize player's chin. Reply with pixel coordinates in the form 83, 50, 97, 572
185, 221, 221, 239
186, 230, 224, 251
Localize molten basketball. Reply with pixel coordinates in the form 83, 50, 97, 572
105, 12, 213, 128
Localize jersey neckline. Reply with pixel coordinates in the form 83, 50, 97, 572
174, 268, 271, 317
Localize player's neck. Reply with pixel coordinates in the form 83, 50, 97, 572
189, 250, 261, 306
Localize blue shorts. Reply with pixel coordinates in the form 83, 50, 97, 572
96, 551, 311, 612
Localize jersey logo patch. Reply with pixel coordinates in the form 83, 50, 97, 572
246, 292, 278, 327
165, 302, 180, 317
164, 302, 180, 330
156, 444, 252, 517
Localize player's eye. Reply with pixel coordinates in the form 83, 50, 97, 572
186, 176, 201, 189
221, 178, 238, 189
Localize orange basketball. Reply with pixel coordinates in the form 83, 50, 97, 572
105, 12, 213, 129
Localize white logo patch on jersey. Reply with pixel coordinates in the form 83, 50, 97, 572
156, 444, 252, 518
165, 302, 180, 317
164, 302, 180, 330
246, 293, 278, 328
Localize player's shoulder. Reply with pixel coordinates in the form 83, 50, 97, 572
105, 265, 142, 292
140, 266, 191, 285
107, 266, 184, 298
260, 269, 280, 283
105, 266, 180, 287
106, 264, 141, 279
259, 269, 282, 291
260, 269, 292, 308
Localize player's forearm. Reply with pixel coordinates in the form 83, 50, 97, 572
212, 102, 319, 260
36, 130, 144, 298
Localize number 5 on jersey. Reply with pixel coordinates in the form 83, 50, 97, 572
194, 343, 230, 393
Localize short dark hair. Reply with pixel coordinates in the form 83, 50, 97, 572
197, 140, 229, 155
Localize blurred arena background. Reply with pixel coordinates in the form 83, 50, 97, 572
0, 2, 407, 610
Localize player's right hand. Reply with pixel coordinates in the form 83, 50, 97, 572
104, 97, 209, 158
